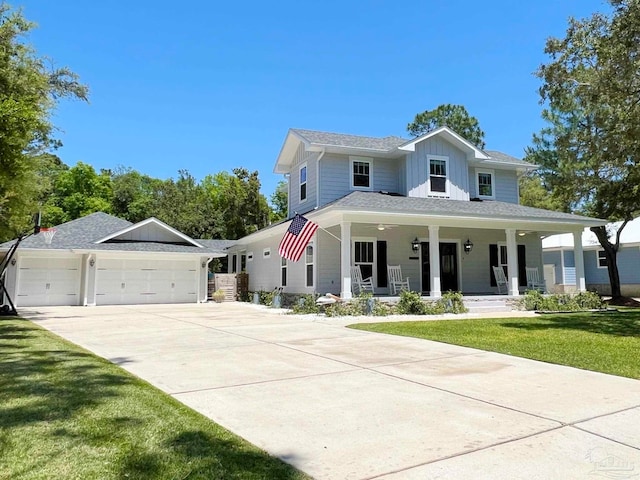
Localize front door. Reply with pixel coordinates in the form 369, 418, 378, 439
420, 242, 459, 293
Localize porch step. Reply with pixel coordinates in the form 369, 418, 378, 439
463, 297, 515, 314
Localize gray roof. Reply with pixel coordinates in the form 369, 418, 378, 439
326, 191, 601, 223
291, 128, 408, 151
484, 150, 532, 167
1, 212, 230, 255
290, 128, 533, 167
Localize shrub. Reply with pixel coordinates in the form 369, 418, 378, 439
437, 291, 468, 314
517, 290, 604, 312
290, 294, 321, 314
396, 290, 427, 315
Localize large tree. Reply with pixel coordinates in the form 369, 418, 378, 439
0, 4, 88, 240
407, 104, 485, 148
269, 180, 288, 223
532, 0, 640, 299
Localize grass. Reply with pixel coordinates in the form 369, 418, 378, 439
350, 309, 640, 379
0, 318, 309, 480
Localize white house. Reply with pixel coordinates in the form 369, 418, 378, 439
0, 212, 231, 307
228, 127, 606, 298
542, 217, 640, 296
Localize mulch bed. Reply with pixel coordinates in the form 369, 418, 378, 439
605, 296, 640, 307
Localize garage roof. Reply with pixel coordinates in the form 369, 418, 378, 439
0, 212, 234, 255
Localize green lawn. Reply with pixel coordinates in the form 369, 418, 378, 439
350, 309, 640, 379
0, 318, 309, 480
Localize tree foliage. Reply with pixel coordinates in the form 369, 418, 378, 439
269, 180, 288, 222
407, 104, 486, 148
0, 4, 88, 239
531, 0, 640, 297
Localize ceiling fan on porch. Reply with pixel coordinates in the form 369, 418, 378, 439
368, 223, 399, 231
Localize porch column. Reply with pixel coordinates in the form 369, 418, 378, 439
429, 225, 441, 298
505, 228, 519, 296
573, 229, 586, 292
340, 221, 352, 299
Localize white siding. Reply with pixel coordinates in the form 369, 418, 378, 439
406, 137, 469, 200
467, 168, 520, 204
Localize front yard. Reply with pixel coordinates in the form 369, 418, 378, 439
0, 318, 308, 480
350, 309, 640, 379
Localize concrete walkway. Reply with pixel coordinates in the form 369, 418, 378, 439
21, 303, 640, 480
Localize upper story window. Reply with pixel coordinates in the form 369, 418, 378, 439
299, 163, 307, 202
597, 250, 608, 268
476, 169, 495, 199
350, 156, 373, 190
427, 155, 449, 196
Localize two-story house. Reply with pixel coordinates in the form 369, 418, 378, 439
229, 127, 605, 298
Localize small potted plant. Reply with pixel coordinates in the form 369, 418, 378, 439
212, 289, 226, 303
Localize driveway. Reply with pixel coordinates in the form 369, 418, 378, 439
22, 303, 640, 479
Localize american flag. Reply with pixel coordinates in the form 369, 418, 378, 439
278, 214, 319, 262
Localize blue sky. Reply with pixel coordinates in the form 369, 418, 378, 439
17, 0, 609, 199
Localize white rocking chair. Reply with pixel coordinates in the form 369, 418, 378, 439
525, 267, 546, 292
492, 266, 509, 295
387, 265, 410, 295
351, 266, 374, 295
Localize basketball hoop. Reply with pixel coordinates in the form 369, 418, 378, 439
40, 227, 57, 245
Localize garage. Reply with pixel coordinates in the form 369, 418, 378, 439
15, 256, 82, 307
1, 213, 232, 310
96, 258, 199, 305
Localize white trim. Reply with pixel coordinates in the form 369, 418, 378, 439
299, 163, 308, 202
427, 154, 449, 197
399, 126, 491, 160
349, 156, 373, 191
596, 249, 608, 269
94, 217, 204, 248
475, 168, 496, 200
305, 242, 315, 288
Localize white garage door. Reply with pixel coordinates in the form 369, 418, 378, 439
16, 256, 81, 307
96, 258, 198, 305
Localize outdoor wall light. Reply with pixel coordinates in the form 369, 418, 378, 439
201, 261, 207, 269
89, 258, 95, 267
411, 237, 420, 252
463, 239, 474, 255
10, 258, 16, 266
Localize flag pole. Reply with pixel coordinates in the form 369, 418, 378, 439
317, 226, 341, 243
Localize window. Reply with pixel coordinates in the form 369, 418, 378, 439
305, 244, 314, 287
281, 257, 287, 287
350, 157, 372, 190
299, 164, 307, 202
353, 239, 375, 280
263, 248, 271, 258
476, 169, 495, 199
597, 250, 608, 268
428, 155, 449, 196
232, 254, 237, 273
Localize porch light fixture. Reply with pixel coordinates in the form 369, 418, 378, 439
10, 258, 16, 266
463, 238, 474, 255
89, 258, 95, 267
201, 261, 207, 269
411, 237, 420, 252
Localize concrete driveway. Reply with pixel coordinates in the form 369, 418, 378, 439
22, 303, 640, 480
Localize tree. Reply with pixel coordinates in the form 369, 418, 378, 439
111, 167, 162, 223
270, 180, 288, 222
0, 4, 88, 240
43, 162, 113, 225
532, 0, 640, 299
407, 104, 485, 148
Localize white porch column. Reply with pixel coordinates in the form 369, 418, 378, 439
340, 221, 352, 299
429, 225, 441, 298
83, 254, 97, 306
573, 230, 586, 292
505, 228, 519, 296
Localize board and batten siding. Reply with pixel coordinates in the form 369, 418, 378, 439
288, 143, 318, 218
406, 137, 469, 200
467, 168, 520, 204
318, 154, 401, 206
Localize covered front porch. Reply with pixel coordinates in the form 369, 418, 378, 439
314, 212, 594, 300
